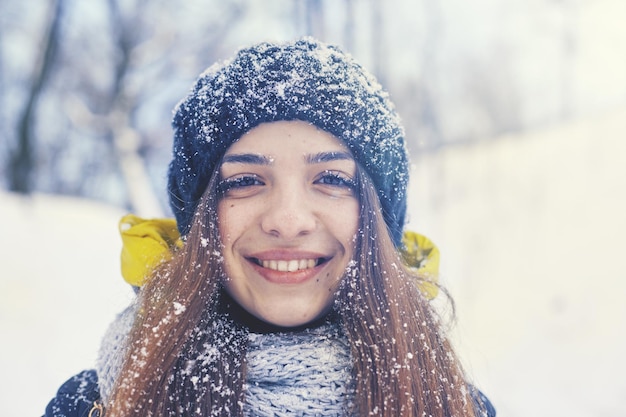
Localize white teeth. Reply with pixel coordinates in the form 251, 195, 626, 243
261, 258, 319, 271
287, 260, 299, 272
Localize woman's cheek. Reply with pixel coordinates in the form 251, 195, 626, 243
218, 201, 252, 244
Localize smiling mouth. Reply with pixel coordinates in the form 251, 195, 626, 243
251, 258, 327, 272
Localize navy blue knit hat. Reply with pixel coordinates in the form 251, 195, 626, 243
168, 38, 409, 245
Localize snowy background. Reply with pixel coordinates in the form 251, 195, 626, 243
2, 0, 626, 416
2, 107, 625, 416
407, 108, 626, 416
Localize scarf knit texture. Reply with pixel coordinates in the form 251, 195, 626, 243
96, 302, 355, 416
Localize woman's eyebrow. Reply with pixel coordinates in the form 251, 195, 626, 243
221, 153, 272, 165
222, 151, 353, 165
306, 151, 354, 164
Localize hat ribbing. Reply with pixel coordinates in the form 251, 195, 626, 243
168, 37, 409, 245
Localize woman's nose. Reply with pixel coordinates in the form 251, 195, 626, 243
260, 183, 317, 239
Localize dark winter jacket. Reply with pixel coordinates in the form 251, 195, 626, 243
44, 370, 101, 417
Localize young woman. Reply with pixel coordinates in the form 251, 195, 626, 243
45, 38, 495, 417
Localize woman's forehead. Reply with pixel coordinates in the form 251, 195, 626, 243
225, 121, 350, 156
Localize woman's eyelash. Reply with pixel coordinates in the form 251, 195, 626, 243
218, 171, 356, 195
317, 171, 356, 189
217, 175, 263, 194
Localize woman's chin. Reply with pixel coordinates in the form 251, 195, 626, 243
256, 303, 330, 328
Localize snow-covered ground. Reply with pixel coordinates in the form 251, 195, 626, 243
0, 194, 134, 416
407, 108, 626, 416
1, 108, 625, 416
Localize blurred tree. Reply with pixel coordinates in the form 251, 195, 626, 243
370, 0, 387, 87
2, 0, 618, 210
42, 0, 246, 214
343, 0, 356, 53
0, 4, 5, 176
7, 0, 63, 193
305, 0, 325, 39
397, 0, 444, 152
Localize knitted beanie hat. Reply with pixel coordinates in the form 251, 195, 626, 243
168, 37, 409, 245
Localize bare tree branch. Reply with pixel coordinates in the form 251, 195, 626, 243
93, 0, 247, 216
8, 0, 63, 193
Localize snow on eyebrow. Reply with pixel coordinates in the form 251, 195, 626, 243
305, 151, 354, 164
221, 153, 272, 165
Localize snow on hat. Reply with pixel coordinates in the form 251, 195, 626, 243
168, 37, 409, 245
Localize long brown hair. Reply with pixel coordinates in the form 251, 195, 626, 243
106, 170, 249, 416
105, 165, 481, 417
337, 169, 478, 416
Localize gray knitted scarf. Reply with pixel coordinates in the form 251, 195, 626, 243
96, 301, 354, 416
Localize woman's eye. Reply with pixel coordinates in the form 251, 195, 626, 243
316, 171, 356, 191
218, 175, 264, 195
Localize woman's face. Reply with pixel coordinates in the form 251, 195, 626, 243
217, 120, 359, 327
